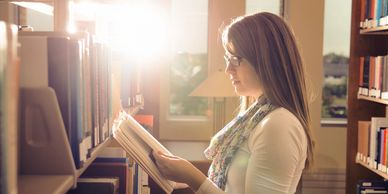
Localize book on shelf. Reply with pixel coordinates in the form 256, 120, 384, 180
369, 117, 388, 170
358, 121, 371, 163
112, 111, 176, 194
81, 157, 132, 194
67, 177, 119, 194
134, 114, 154, 138
0, 21, 19, 194
357, 179, 388, 194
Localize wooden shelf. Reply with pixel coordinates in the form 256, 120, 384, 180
19, 138, 117, 193
356, 158, 388, 180
76, 137, 113, 177
18, 175, 74, 194
358, 94, 388, 105
360, 25, 388, 34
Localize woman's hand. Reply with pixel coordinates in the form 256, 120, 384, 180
152, 151, 207, 191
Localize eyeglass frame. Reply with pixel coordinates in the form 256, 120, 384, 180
224, 54, 243, 67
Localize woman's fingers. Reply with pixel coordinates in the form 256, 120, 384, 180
174, 182, 189, 189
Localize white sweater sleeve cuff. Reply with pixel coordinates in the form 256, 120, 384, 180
195, 178, 225, 194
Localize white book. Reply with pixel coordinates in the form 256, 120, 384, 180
361, 190, 388, 194
112, 112, 175, 194
18, 36, 49, 87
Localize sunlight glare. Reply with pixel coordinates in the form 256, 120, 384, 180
108, 4, 168, 59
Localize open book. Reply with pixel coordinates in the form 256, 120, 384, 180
112, 111, 175, 194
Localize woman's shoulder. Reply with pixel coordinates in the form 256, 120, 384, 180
248, 107, 306, 148
261, 107, 302, 128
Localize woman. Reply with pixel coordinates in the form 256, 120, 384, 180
153, 12, 314, 194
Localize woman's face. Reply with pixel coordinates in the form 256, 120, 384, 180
224, 53, 262, 98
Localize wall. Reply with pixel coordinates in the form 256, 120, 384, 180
285, 0, 347, 171
286, 1, 346, 193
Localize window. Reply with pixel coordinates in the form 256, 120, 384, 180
159, 0, 213, 140
245, 0, 282, 15
160, 0, 283, 140
168, 0, 209, 118
321, 0, 351, 124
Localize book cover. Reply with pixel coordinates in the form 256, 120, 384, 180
81, 159, 131, 194
68, 177, 119, 194
357, 179, 388, 193
382, 55, 388, 99
363, 56, 371, 96
112, 112, 175, 194
358, 121, 371, 163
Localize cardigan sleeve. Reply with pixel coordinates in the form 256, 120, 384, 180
196, 178, 225, 194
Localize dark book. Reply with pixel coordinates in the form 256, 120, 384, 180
382, 55, 388, 99
357, 179, 388, 193
81, 159, 131, 194
363, 56, 371, 96
94, 157, 128, 163
67, 177, 119, 194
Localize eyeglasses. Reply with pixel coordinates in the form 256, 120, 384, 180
224, 54, 243, 67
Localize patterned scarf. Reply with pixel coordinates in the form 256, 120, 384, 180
204, 96, 277, 190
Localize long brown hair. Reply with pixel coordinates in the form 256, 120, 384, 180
222, 12, 314, 169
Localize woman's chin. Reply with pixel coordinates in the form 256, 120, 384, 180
234, 89, 244, 96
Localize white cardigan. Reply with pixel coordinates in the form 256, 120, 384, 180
196, 108, 307, 194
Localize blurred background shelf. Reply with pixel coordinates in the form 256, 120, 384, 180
18, 175, 74, 194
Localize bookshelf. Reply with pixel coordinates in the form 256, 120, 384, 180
358, 94, 388, 105
1, 1, 144, 194
346, 0, 388, 193
360, 25, 388, 34
355, 158, 388, 180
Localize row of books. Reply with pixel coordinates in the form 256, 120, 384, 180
0, 21, 19, 194
358, 55, 388, 99
357, 118, 388, 172
360, 0, 388, 29
358, 179, 388, 193
18, 31, 113, 169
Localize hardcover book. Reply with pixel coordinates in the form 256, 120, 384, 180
68, 177, 119, 194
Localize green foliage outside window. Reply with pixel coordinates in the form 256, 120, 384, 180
169, 52, 208, 116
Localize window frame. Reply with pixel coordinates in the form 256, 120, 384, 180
159, 0, 245, 141
320, 0, 351, 127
